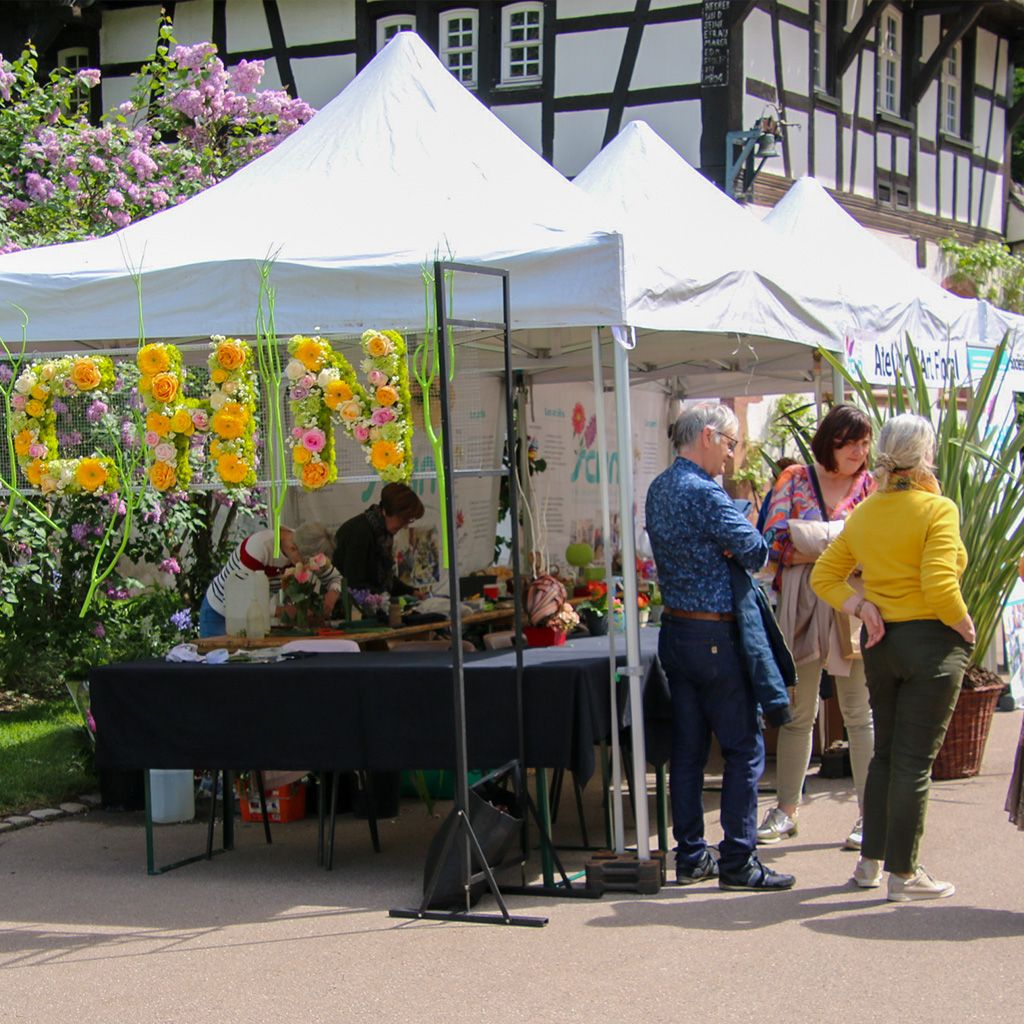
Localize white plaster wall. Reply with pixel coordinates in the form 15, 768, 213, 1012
895, 133, 909, 176
621, 100, 701, 167
100, 76, 135, 118
560, 0, 634, 14
100, 6, 162, 63
292, 55, 357, 109
918, 87, 937, 143
554, 109, 609, 177
784, 0, 810, 16
852, 131, 875, 199
554, 28, 627, 97
256, 56, 283, 91
744, 8, 776, 87
491, 103, 543, 157
920, 13, 940, 61
876, 130, 892, 171
631, 21, 699, 91
939, 149, 955, 219
278, 0, 355, 44
974, 166, 1004, 233
917, 151, 937, 215
169, 1, 215, 46
813, 110, 837, 186
778, 20, 809, 96
226, 0, 272, 52
785, 108, 809, 180
956, 153, 971, 222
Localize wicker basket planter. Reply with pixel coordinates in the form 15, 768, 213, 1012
931, 682, 1004, 781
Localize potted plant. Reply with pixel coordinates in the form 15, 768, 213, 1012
821, 335, 1021, 778
524, 574, 580, 646
637, 590, 651, 627
577, 580, 609, 636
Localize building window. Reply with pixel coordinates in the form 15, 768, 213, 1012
501, 3, 543, 86
877, 7, 902, 115
811, 0, 827, 91
941, 41, 961, 136
440, 9, 478, 88
377, 14, 416, 53
57, 46, 91, 110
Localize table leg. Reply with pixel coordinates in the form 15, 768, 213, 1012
222, 769, 234, 851
534, 767, 555, 887
144, 769, 156, 876
655, 763, 669, 852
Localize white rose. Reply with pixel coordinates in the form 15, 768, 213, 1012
317, 369, 334, 389
285, 359, 305, 380
210, 391, 228, 410
222, 380, 238, 395
39, 364, 56, 381
14, 372, 36, 395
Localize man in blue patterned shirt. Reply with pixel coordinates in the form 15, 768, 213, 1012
646, 403, 795, 891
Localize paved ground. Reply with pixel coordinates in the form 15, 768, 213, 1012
3, 711, 1024, 1024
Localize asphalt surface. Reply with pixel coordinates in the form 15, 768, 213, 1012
3, 711, 1023, 1024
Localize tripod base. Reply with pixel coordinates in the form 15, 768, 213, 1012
388, 907, 547, 927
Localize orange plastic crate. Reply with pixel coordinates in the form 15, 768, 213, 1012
239, 781, 307, 823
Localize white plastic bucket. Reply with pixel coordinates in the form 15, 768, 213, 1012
149, 770, 195, 823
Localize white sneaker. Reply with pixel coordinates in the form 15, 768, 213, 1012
844, 816, 863, 850
887, 867, 955, 902
852, 856, 881, 888
756, 807, 798, 844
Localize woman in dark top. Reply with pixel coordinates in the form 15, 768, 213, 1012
333, 482, 424, 596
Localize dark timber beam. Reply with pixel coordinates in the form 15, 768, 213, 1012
910, 4, 984, 106
837, 0, 887, 78
727, 1, 759, 31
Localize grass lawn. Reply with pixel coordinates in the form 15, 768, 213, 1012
0, 700, 97, 817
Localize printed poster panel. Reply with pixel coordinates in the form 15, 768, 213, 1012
287, 376, 504, 586
525, 382, 669, 574
1002, 578, 1024, 707
843, 330, 968, 388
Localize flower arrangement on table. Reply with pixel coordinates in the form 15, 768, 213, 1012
347, 587, 391, 620
285, 330, 413, 492
577, 580, 609, 615
278, 552, 331, 631
207, 335, 257, 490
525, 574, 580, 645
137, 342, 199, 493
11, 354, 117, 496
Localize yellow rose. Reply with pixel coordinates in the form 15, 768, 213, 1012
171, 409, 195, 435
292, 446, 311, 465
149, 461, 177, 492
211, 410, 244, 440
25, 399, 45, 418
138, 344, 170, 375
365, 332, 392, 358
76, 457, 108, 493
294, 337, 325, 372
150, 372, 179, 404
339, 399, 362, 422
14, 429, 35, 456
302, 461, 330, 489
71, 358, 102, 391
24, 459, 44, 486
30, 384, 49, 400
40, 474, 58, 495
146, 411, 172, 437
216, 341, 245, 371
217, 453, 249, 484
211, 368, 228, 384
375, 385, 398, 408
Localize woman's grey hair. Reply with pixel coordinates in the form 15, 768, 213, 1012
669, 403, 739, 450
292, 522, 336, 559
874, 414, 936, 491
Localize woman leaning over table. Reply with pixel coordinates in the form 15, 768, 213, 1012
198, 523, 341, 638
756, 404, 875, 851
811, 414, 974, 901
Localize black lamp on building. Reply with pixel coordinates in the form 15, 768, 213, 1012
725, 112, 783, 200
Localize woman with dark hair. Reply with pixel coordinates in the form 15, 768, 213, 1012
813, 414, 973, 900
757, 404, 876, 850
333, 482, 425, 596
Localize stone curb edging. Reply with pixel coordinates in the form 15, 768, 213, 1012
0, 793, 101, 832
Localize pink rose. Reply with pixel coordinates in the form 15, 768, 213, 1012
370, 407, 395, 426
145, 430, 160, 447
28, 443, 46, 458
191, 409, 209, 430
367, 368, 387, 387
353, 425, 370, 443
291, 427, 303, 439
12, 394, 26, 409
291, 385, 309, 401
154, 443, 176, 462
294, 568, 311, 585
301, 428, 326, 453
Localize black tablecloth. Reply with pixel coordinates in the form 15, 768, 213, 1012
91, 633, 670, 785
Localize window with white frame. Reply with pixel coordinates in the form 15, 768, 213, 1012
501, 3, 543, 86
812, 0, 827, 91
57, 46, 91, 110
377, 14, 416, 53
441, 9, 478, 88
941, 40, 961, 136
877, 7, 902, 115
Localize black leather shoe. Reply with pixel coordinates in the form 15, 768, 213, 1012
675, 850, 719, 885
718, 856, 795, 891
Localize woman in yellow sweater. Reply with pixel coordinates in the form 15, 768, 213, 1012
811, 414, 974, 902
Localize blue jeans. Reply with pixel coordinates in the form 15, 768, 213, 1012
659, 617, 765, 873
199, 595, 226, 638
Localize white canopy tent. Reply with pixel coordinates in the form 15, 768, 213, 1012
762, 176, 1024, 368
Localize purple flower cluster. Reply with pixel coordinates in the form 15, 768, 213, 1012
170, 608, 193, 632
158, 557, 181, 575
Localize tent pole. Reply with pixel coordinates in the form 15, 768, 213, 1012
612, 337, 651, 859
590, 327, 626, 854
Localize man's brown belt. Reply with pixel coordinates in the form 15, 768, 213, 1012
663, 607, 736, 622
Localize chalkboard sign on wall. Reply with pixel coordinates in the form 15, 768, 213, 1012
702, 0, 729, 87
